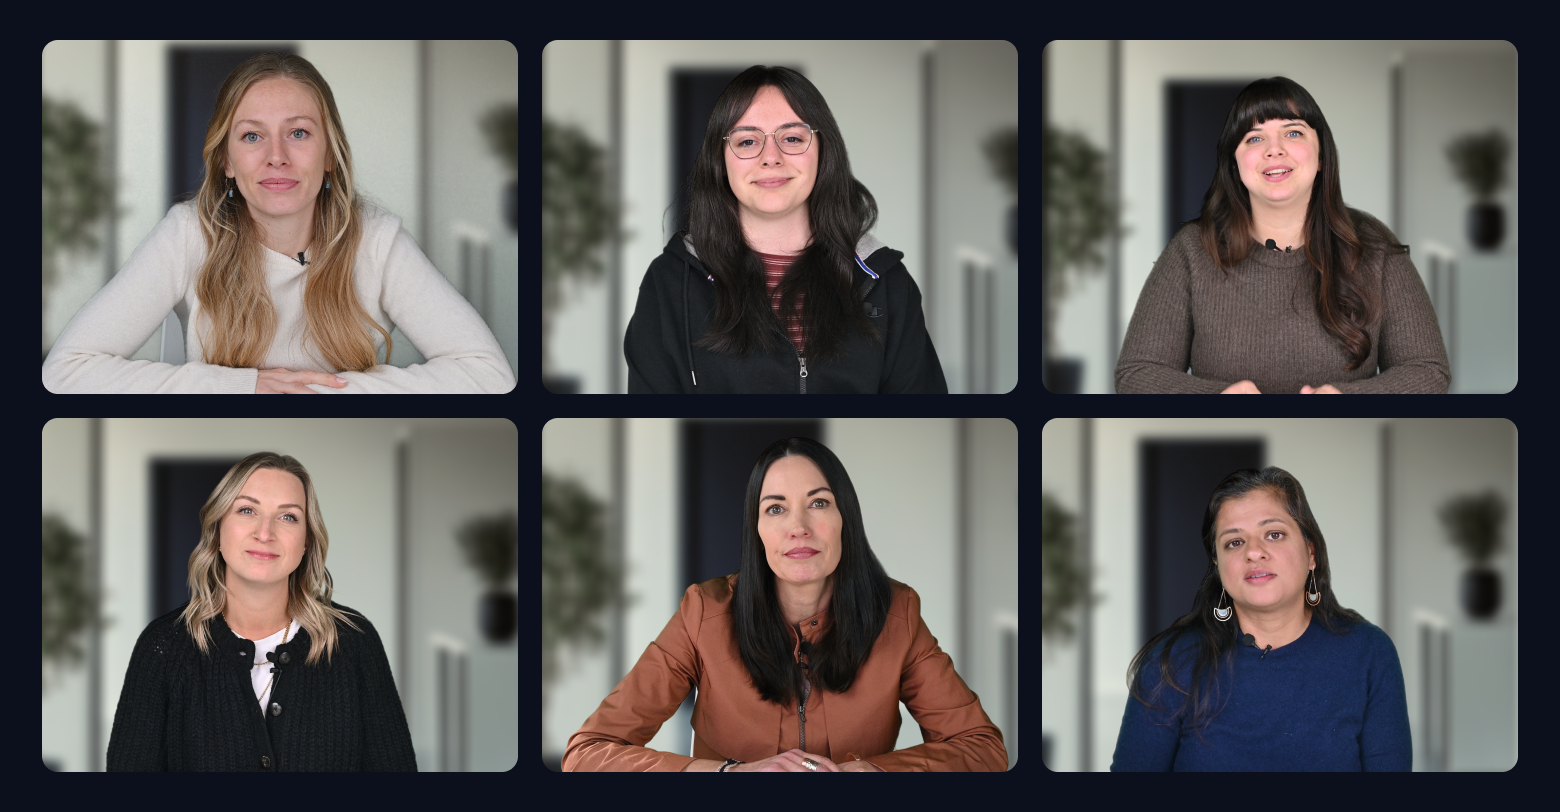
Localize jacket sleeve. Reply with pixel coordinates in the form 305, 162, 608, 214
106, 622, 172, 771
879, 266, 948, 393
311, 226, 515, 393
867, 588, 1006, 771
1114, 241, 1231, 394
354, 616, 419, 771
1333, 252, 1451, 394
42, 206, 261, 394
562, 589, 702, 771
624, 262, 689, 393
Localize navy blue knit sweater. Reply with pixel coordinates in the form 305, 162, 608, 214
107, 601, 417, 771
1111, 612, 1411, 771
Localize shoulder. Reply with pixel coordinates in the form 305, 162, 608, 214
356, 199, 404, 235
325, 602, 381, 644
685, 575, 737, 620
1345, 208, 1411, 265
885, 579, 919, 619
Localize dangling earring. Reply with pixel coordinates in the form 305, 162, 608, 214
227, 179, 233, 199
325, 174, 331, 190
1213, 586, 1232, 622
1306, 568, 1320, 606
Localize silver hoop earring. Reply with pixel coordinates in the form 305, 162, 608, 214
1213, 586, 1232, 621
1306, 568, 1320, 606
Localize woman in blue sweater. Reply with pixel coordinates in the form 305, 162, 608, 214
1111, 466, 1411, 771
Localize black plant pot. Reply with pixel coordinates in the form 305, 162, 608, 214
504, 179, 517, 231
1007, 203, 1017, 256
1461, 568, 1500, 619
480, 591, 517, 642
1467, 202, 1503, 250
1044, 357, 1083, 394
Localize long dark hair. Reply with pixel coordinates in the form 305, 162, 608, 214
732, 437, 894, 706
1192, 76, 1405, 371
1125, 466, 1368, 743
675, 66, 881, 363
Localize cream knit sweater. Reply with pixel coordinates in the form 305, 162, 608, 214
1115, 218, 1449, 394
43, 200, 514, 393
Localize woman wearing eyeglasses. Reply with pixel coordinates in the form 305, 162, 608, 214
624, 66, 946, 393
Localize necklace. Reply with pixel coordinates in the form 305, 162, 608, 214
224, 612, 292, 701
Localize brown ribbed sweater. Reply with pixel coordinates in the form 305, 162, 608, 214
1115, 218, 1450, 393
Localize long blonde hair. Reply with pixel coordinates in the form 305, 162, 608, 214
180, 451, 363, 666
194, 52, 391, 371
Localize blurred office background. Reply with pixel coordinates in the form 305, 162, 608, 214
41, 41, 518, 382
41, 418, 518, 771
1041, 418, 1516, 771
541, 418, 1017, 770
542, 41, 1018, 393
1042, 41, 1516, 393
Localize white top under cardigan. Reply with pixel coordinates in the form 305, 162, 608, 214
230, 618, 301, 714
42, 199, 515, 393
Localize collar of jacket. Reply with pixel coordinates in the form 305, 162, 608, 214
680, 232, 890, 275
212, 612, 310, 673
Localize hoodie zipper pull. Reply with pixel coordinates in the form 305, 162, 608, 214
798, 357, 808, 378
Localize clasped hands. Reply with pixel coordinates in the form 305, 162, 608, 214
1220, 380, 1342, 394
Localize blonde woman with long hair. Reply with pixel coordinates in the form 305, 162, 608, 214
43, 52, 514, 393
107, 452, 416, 770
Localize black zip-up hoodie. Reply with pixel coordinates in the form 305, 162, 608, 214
625, 231, 947, 393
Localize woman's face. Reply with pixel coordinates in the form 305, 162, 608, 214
723, 86, 818, 230
1215, 489, 1315, 615
219, 467, 309, 589
1235, 117, 1319, 215
224, 78, 330, 223
757, 455, 842, 590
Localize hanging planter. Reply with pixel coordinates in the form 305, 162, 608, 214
1437, 490, 1506, 620
457, 511, 519, 642
1445, 130, 1509, 252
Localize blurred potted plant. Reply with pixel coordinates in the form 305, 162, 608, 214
42, 512, 109, 696
1445, 129, 1509, 251
541, 471, 629, 767
1042, 123, 1128, 393
457, 511, 519, 643
542, 117, 626, 392
982, 126, 1017, 255
42, 95, 122, 362
479, 103, 518, 232
1041, 492, 1100, 658
1438, 491, 1506, 619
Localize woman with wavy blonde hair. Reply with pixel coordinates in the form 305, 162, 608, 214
107, 452, 417, 771
43, 51, 515, 394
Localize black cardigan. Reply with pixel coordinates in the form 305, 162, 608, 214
107, 601, 417, 771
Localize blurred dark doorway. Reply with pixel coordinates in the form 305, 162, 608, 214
680, 421, 822, 591
169, 46, 296, 207
1166, 81, 1251, 246
151, 458, 242, 619
1138, 440, 1263, 646
669, 67, 802, 237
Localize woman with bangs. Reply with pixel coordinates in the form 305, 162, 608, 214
624, 65, 946, 393
107, 452, 416, 771
43, 52, 513, 393
1115, 76, 1449, 394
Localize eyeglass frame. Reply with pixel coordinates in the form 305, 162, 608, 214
722, 125, 819, 159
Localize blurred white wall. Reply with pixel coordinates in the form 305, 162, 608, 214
405, 423, 519, 771
1390, 419, 1515, 770
543, 418, 1017, 767
1039, 417, 1083, 772
41, 419, 95, 772
1401, 46, 1517, 392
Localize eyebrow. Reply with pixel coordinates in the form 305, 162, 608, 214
1245, 121, 1308, 134
760, 486, 833, 503
234, 116, 318, 130
1219, 517, 1288, 539
731, 121, 806, 132
236, 494, 303, 511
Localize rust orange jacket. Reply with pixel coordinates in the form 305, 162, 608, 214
563, 573, 1006, 771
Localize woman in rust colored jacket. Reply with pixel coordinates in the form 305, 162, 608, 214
563, 437, 1006, 772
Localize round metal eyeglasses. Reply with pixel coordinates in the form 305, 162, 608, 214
723, 125, 817, 159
